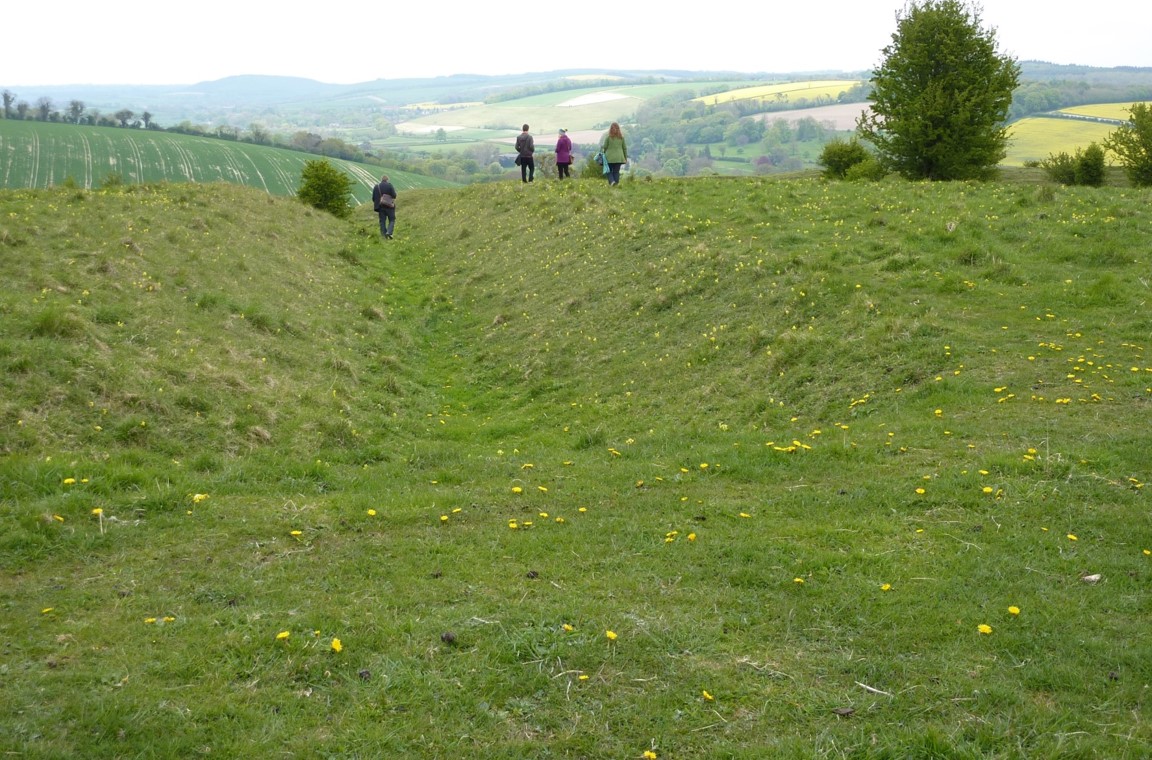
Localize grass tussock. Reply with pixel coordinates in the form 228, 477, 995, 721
2, 176, 1151, 758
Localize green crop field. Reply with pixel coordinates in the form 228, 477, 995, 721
0, 120, 454, 202
2, 172, 1151, 758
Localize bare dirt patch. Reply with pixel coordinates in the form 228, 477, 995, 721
757, 103, 872, 130
557, 92, 631, 108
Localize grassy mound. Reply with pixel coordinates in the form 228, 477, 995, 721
2, 176, 1150, 758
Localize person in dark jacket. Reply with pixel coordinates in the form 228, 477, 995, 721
555, 128, 573, 179
372, 174, 397, 239
515, 124, 535, 183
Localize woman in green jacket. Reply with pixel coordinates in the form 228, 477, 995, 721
600, 122, 628, 186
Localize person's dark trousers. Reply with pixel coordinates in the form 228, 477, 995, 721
378, 208, 396, 238
607, 163, 623, 185
558, 162, 570, 179
521, 157, 535, 182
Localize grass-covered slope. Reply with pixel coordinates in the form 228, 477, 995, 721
1, 176, 1151, 758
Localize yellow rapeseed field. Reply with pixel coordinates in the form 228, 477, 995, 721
695, 79, 861, 106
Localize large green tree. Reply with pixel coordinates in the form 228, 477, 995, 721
1103, 102, 1152, 187
857, 0, 1020, 180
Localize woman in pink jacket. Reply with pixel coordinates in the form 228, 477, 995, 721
555, 129, 573, 179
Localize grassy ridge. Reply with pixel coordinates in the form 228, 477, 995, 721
0, 120, 454, 200
2, 176, 1151, 757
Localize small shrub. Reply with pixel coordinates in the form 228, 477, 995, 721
297, 160, 353, 218
1103, 102, 1152, 187
1042, 143, 1106, 187
1075, 143, 1106, 187
844, 157, 887, 181
1040, 151, 1077, 185
819, 138, 872, 179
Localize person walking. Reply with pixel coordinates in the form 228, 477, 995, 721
600, 122, 628, 186
555, 128, 573, 179
372, 174, 397, 239
515, 124, 535, 183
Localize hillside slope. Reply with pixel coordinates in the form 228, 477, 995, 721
2, 177, 1151, 758
0, 120, 454, 199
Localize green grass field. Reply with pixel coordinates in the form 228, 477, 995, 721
0, 120, 454, 202
2, 170, 1151, 757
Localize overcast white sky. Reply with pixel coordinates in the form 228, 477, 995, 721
4, 1, 1149, 87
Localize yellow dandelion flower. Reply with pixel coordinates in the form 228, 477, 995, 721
537, 486, 548, 493
702, 689, 714, 701
578, 673, 589, 680
555, 517, 565, 523
276, 630, 290, 640
539, 512, 549, 518
606, 630, 618, 641
793, 577, 805, 584
52, 515, 64, 522
915, 487, 926, 495
643, 751, 658, 759
440, 515, 449, 522
290, 530, 303, 537
508, 520, 519, 529
511, 486, 523, 494
578, 507, 587, 513
982, 486, 994, 494
880, 583, 892, 592
1008, 606, 1020, 615
1144, 549, 1151, 556
700, 463, 709, 469
1067, 534, 1078, 541
91, 508, 103, 516
63, 477, 76, 485
562, 623, 574, 632
144, 617, 157, 624
739, 512, 751, 518
687, 533, 696, 541
331, 638, 343, 653
978, 624, 992, 635
163, 616, 175, 623
192, 493, 209, 503
41, 608, 54, 614
367, 509, 377, 516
